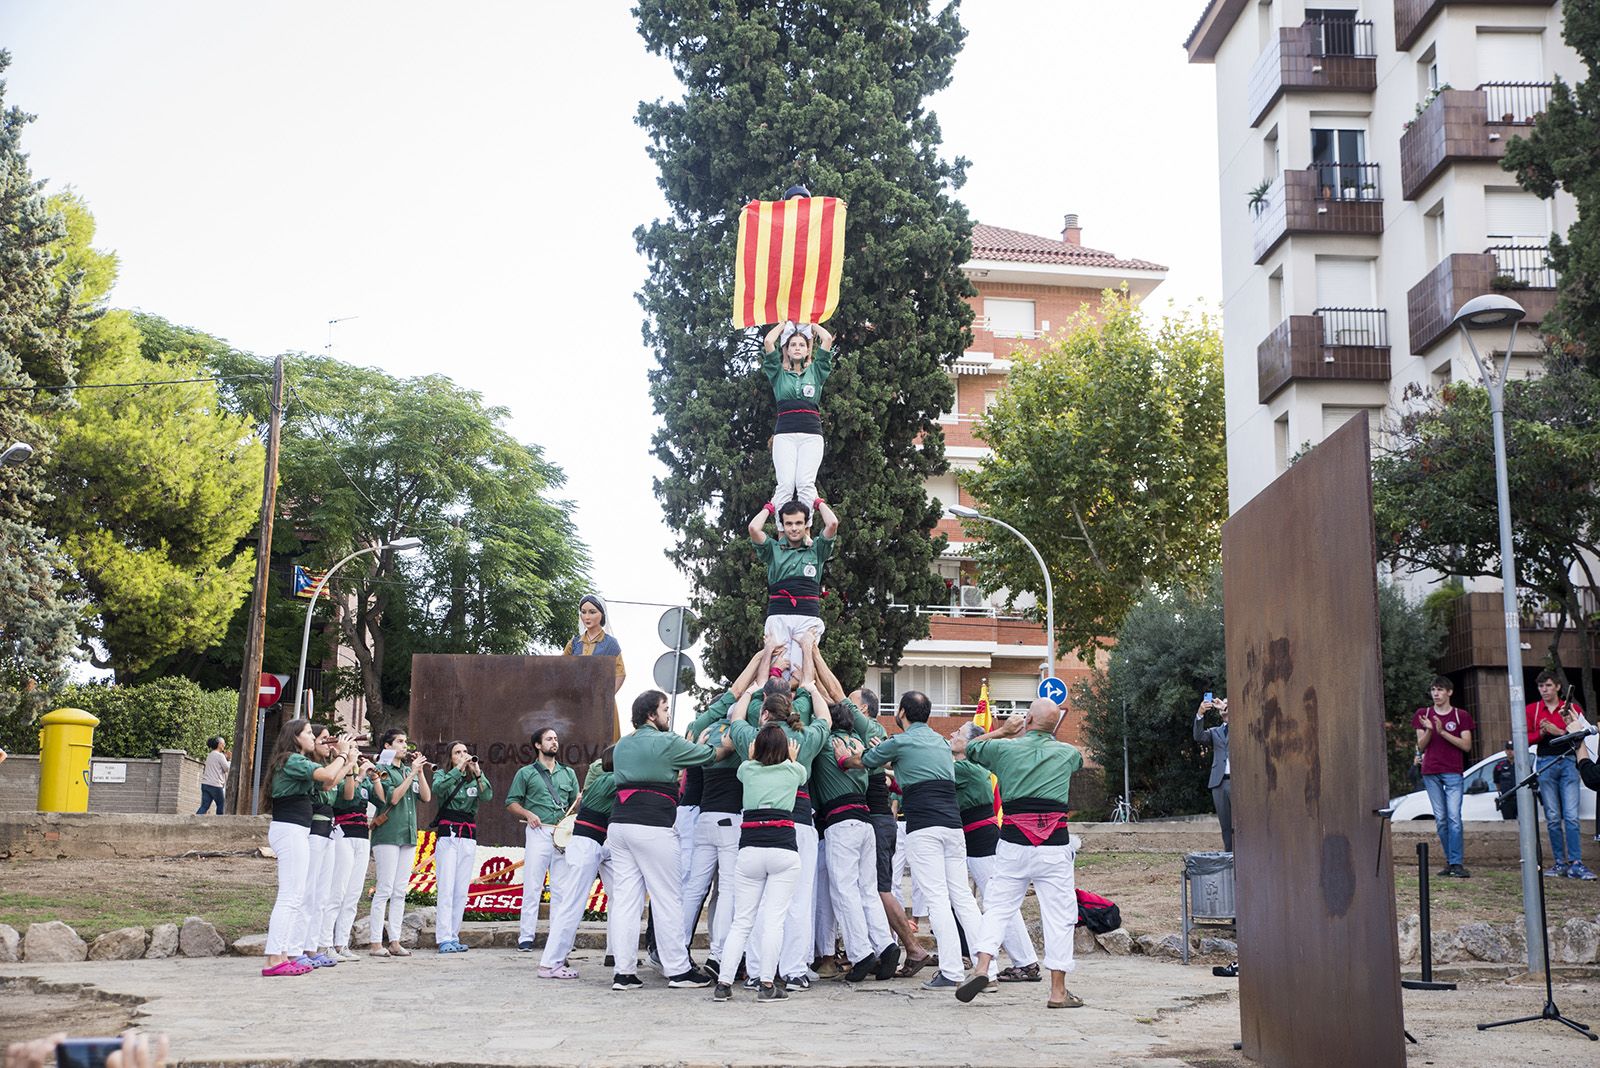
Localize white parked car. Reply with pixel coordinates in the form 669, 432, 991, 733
1390, 739, 1598, 822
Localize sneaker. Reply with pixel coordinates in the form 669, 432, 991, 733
873, 944, 901, 980
612, 972, 644, 991
713, 982, 733, 1002
743, 976, 760, 990
1437, 866, 1455, 879
333, 947, 360, 962
647, 947, 664, 973
668, 967, 714, 989
782, 974, 811, 991
517, 940, 535, 952
1453, 864, 1472, 879
1545, 862, 1570, 878
1566, 862, 1598, 881
757, 981, 788, 1003
924, 973, 961, 990
845, 952, 880, 983
703, 958, 721, 980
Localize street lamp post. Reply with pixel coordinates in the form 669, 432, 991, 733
1, 442, 34, 466
946, 504, 1054, 686
1451, 293, 1542, 966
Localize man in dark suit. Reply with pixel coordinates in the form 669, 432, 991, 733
1193, 697, 1232, 851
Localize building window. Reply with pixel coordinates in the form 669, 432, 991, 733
1267, 269, 1284, 324
1475, 29, 1544, 86
983, 389, 999, 411
1484, 188, 1550, 243
1423, 199, 1445, 266
983, 298, 1036, 339
878, 671, 896, 706
1310, 125, 1371, 199
1274, 414, 1289, 474
1322, 406, 1384, 449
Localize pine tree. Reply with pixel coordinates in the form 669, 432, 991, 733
1503, 2, 1600, 364
635, 1, 972, 687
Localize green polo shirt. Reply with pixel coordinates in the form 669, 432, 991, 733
953, 759, 995, 811
966, 731, 1083, 806
431, 767, 493, 816
727, 715, 831, 767
861, 721, 956, 787
332, 778, 375, 816
752, 533, 834, 586
811, 727, 870, 805
737, 759, 809, 811
685, 691, 739, 740
270, 753, 318, 799
613, 723, 717, 785
763, 345, 835, 411
370, 763, 420, 846
505, 761, 579, 825
578, 763, 617, 816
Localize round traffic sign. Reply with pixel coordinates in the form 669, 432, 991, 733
1037, 676, 1068, 704
657, 606, 699, 648
258, 672, 287, 709
652, 651, 695, 693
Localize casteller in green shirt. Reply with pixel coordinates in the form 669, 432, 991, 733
965, 730, 1082, 807
505, 760, 579, 827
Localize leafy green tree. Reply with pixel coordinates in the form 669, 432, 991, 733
634, 0, 972, 687
57, 676, 235, 759
0, 51, 82, 697
1503, 1, 1600, 365
1078, 566, 1444, 814
39, 206, 263, 678
1373, 364, 1600, 711
961, 296, 1226, 659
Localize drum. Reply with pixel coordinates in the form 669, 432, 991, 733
552, 813, 577, 852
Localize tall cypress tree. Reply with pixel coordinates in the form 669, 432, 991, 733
635, 1, 972, 687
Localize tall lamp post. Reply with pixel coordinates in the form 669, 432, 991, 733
1452, 293, 1543, 966
1, 442, 33, 466
946, 504, 1054, 687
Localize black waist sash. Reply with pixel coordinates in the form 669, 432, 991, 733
612, 781, 680, 828
271, 794, 313, 828
435, 806, 477, 839
774, 408, 823, 436
699, 766, 742, 814
817, 792, 872, 829
960, 802, 1000, 857
866, 770, 892, 815
791, 787, 814, 827
310, 800, 335, 837
999, 796, 1072, 847
573, 804, 610, 843
901, 778, 961, 833
767, 575, 822, 618
739, 806, 798, 851
681, 765, 704, 807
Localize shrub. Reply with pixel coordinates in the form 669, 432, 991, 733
57, 677, 236, 758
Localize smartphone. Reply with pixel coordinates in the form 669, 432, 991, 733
1203, 692, 1214, 703
376, 750, 396, 766
57, 1039, 122, 1068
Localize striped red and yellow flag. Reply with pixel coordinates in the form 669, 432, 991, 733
732, 196, 846, 329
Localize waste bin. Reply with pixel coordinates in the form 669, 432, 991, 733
1181, 850, 1235, 963
37, 707, 100, 813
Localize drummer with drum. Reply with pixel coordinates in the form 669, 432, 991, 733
505, 727, 581, 954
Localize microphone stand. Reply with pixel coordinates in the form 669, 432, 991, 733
1477, 761, 1596, 1041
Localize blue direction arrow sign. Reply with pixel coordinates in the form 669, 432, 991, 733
1038, 676, 1067, 703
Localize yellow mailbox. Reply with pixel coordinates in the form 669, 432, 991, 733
37, 707, 100, 813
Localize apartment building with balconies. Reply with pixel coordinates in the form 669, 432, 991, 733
870, 218, 1167, 751
1187, 0, 1583, 753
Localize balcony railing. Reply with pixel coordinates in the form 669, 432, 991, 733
1406, 250, 1558, 354
1400, 83, 1553, 200
1307, 16, 1375, 59
1257, 309, 1391, 403
1252, 165, 1385, 263
1487, 244, 1557, 290
972, 316, 1041, 340
890, 601, 1034, 622
1395, 1, 1557, 54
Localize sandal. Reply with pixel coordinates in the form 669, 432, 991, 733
538, 964, 580, 980
368, 943, 390, 957
387, 942, 412, 957
998, 963, 1042, 983
896, 953, 936, 979
1047, 991, 1085, 1009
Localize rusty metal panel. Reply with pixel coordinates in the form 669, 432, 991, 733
408, 654, 620, 847
1222, 414, 1404, 1068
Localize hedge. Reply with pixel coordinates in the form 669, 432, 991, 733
0, 677, 237, 759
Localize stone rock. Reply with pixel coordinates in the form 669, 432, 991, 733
1396, 913, 1420, 966
88, 927, 147, 961
1200, 937, 1238, 957
401, 907, 436, 934
23, 921, 87, 963
229, 934, 267, 957
1073, 925, 1100, 956
178, 916, 225, 958
146, 923, 179, 959
1136, 933, 1186, 960
457, 927, 496, 949
349, 917, 371, 946
0, 924, 19, 963
1096, 928, 1134, 955
1554, 919, 1600, 965
1429, 929, 1463, 965
1456, 921, 1511, 963
396, 926, 419, 949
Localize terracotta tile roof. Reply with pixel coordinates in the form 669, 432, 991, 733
971, 223, 1167, 272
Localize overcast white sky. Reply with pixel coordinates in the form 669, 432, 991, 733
1, 0, 1219, 693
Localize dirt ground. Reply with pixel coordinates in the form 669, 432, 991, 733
0, 977, 139, 1046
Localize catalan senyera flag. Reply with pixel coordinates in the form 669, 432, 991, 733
732, 196, 846, 329
973, 681, 993, 732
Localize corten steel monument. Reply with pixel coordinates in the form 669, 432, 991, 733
409, 654, 620, 847
1222, 415, 1404, 1068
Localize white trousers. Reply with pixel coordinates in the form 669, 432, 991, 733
812, 832, 835, 959
368, 843, 414, 945
329, 833, 371, 949
824, 819, 891, 962
891, 821, 927, 915
519, 824, 560, 943
434, 834, 477, 946
266, 822, 310, 957
608, 823, 690, 977
763, 614, 825, 683
967, 852, 1038, 970
975, 840, 1078, 973
746, 821, 817, 979
717, 846, 802, 985
674, 805, 700, 885
294, 832, 335, 954
905, 826, 984, 982
541, 835, 613, 967
771, 431, 823, 509
681, 811, 739, 961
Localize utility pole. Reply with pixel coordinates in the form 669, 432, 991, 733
227, 354, 285, 814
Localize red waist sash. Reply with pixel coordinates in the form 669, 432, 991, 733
1001, 811, 1069, 846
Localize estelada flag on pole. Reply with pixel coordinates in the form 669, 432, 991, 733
973, 681, 993, 732
732, 196, 846, 328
